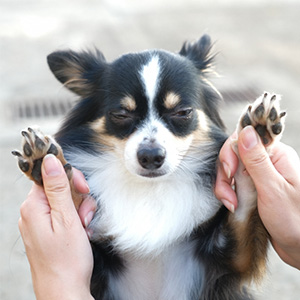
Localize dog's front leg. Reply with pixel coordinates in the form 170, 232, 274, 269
229, 92, 286, 282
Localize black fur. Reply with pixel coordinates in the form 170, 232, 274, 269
47, 35, 257, 300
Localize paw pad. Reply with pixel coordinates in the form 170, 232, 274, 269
12, 127, 66, 185
238, 92, 286, 147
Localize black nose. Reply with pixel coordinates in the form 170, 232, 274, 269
137, 146, 166, 170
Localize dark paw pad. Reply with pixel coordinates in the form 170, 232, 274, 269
12, 127, 66, 185
238, 92, 286, 147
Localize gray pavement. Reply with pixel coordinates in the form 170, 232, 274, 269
1, 0, 300, 299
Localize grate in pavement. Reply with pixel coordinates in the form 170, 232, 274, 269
10, 98, 74, 120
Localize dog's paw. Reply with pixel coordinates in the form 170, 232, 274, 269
12, 126, 69, 185
237, 92, 286, 148
232, 92, 286, 222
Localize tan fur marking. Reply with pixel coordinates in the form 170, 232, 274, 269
183, 110, 212, 161
164, 92, 181, 110
230, 208, 269, 283
90, 117, 128, 152
90, 117, 112, 148
91, 117, 106, 134
59, 61, 93, 96
196, 109, 209, 133
190, 109, 210, 143
121, 96, 137, 111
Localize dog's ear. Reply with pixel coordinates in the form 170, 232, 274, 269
47, 49, 106, 97
179, 34, 215, 72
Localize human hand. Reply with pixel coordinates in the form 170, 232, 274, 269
73, 168, 97, 238
215, 126, 300, 270
19, 154, 96, 300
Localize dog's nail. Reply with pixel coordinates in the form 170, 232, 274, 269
12, 150, 22, 157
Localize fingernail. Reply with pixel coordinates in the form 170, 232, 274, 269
222, 199, 235, 213
241, 126, 259, 150
222, 162, 231, 179
231, 130, 238, 140
87, 229, 93, 240
84, 181, 90, 194
84, 211, 94, 228
43, 154, 62, 176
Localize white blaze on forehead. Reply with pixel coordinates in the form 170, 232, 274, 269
140, 55, 160, 104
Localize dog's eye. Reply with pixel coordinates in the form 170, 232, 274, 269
109, 110, 134, 123
171, 108, 193, 119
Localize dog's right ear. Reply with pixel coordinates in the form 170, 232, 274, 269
47, 49, 106, 97
179, 34, 215, 73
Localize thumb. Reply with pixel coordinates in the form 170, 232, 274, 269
41, 154, 76, 224
238, 126, 281, 192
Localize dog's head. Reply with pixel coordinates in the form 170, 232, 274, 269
48, 35, 225, 179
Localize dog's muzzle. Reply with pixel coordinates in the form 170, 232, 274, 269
137, 143, 166, 170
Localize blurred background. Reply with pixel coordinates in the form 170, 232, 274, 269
1, 0, 299, 299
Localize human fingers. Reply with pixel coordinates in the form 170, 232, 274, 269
269, 142, 300, 185
41, 154, 77, 228
72, 168, 90, 194
237, 126, 282, 194
218, 131, 239, 179
215, 132, 239, 212
215, 163, 237, 213
237, 126, 299, 239
18, 184, 51, 243
78, 195, 97, 231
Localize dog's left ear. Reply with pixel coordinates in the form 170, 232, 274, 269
47, 49, 107, 97
179, 34, 214, 72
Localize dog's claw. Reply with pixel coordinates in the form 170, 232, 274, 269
64, 163, 73, 180
238, 92, 286, 148
12, 150, 22, 157
12, 127, 67, 186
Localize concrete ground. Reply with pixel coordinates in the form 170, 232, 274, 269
1, 0, 299, 299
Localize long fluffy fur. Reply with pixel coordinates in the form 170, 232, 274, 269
46, 35, 269, 299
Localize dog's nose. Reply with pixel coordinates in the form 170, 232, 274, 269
137, 146, 166, 170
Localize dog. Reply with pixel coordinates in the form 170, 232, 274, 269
13, 34, 286, 299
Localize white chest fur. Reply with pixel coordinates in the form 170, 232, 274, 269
67, 150, 221, 255
85, 153, 220, 256
109, 242, 204, 300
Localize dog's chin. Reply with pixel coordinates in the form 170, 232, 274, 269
125, 163, 175, 180
138, 170, 168, 179
133, 167, 173, 180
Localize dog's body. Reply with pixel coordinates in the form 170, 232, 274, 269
14, 35, 286, 299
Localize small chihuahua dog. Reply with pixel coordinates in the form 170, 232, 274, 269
13, 35, 286, 300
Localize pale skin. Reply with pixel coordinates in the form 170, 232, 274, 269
215, 126, 300, 270
19, 127, 300, 299
18, 154, 96, 300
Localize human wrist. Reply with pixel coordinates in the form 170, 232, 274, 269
280, 248, 300, 270
35, 287, 94, 300
272, 240, 300, 270
33, 273, 94, 300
